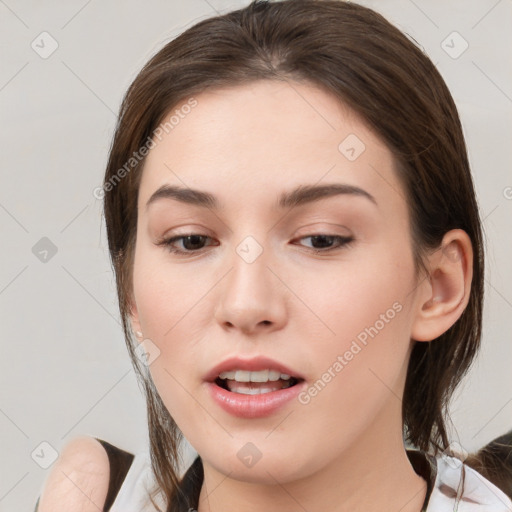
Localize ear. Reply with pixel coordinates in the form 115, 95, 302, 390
411, 229, 473, 342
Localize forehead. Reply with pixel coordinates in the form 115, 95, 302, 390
138, 79, 403, 214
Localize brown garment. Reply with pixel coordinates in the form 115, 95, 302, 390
94, 438, 135, 510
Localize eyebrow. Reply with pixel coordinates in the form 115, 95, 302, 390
145, 183, 377, 211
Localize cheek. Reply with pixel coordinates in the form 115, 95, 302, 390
292, 280, 413, 458
132, 242, 209, 340
295, 251, 415, 400
131, 247, 215, 404
294, 249, 413, 344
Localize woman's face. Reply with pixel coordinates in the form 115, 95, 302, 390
130, 79, 428, 482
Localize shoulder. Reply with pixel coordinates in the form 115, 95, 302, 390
37, 436, 110, 512
58, 435, 110, 469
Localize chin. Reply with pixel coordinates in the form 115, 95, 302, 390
203, 448, 312, 485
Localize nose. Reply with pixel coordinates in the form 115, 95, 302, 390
214, 238, 288, 335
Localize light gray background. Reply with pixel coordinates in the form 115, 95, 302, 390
1, 0, 511, 510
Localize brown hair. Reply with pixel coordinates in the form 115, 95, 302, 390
102, 0, 485, 508
465, 430, 512, 499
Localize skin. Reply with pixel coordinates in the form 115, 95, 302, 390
129, 79, 473, 512
37, 437, 110, 512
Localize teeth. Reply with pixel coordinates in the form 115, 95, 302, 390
227, 380, 294, 394
231, 386, 276, 395
218, 369, 292, 382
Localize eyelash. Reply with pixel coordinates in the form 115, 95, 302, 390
155, 233, 354, 256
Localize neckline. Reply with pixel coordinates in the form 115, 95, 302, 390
177, 449, 438, 511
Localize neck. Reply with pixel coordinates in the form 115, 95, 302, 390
196, 405, 427, 512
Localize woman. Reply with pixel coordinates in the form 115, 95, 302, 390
35, 0, 512, 511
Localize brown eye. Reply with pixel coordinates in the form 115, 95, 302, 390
156, 234, 215, 255
296, 234, 354, 252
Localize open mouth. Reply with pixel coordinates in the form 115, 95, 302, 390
214, 376, 303, 395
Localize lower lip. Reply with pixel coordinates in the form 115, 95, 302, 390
205, 380, 306, 418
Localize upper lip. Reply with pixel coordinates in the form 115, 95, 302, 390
204, 355, 305, 382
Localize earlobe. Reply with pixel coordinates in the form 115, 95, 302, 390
128, 298, 143, 340
411, 229, 473, 342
